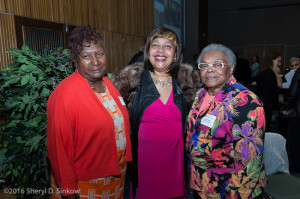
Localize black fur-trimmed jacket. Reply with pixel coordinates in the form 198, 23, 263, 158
111, 62, 201, 195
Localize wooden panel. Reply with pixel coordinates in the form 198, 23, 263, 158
245, 45, 265, 68
124, 35, 145, 65
129, 0, 153, 37
99, 30, 125, 73
136, 0, 144, 36
130, 0, 138, 35
30, 0, 55, 21
51, 0, 63, 23
58, 0, 73, 24
110, 0, 118, 32
0, 13, 17, 70
98, 29, 112, 72
4, 0, 31, 16
56, 0, 89, 25
110, 32, 125, 72
144, 0, 154, 36
72, 0, 90, 25
86, 0, 95, 27
93, 0, 106, 30
119, 0, 131, 34
0, 0, 154, 73
0, 0, 5, 12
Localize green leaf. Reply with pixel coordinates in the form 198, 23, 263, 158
21, 74, 30, 86
16, 136, 22, 143
1, 68, 11, 73
22, 45, 30, 55
0, 148, 8, 155
5, 120, 20, 128
33, 104, 39, 112
5, 170, 11, 176
17, 56, 29, 64
29, 74, 37, 84
20, 63, 38, 72
12, 169, 18, 177
23, 118, 38, 128
63, 49, 69, 55
45, 66, 52, 72
2, 77, 20, 87
24, 103, 32, 119
41, 87, 50, 97
21, 95, 30, 103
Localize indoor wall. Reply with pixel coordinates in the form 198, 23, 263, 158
0, 0, 154, 73
207, 0, 300, 67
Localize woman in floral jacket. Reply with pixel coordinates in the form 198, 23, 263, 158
186, 44, 267, 199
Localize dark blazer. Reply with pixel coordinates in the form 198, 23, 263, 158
283, 68, 300, 116
256, 68, 281, 110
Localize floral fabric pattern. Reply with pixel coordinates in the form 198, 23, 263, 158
186, 76, 267, 199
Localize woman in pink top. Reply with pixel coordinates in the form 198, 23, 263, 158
112, 27, 202, 198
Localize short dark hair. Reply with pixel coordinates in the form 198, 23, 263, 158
68, 25, 105, 66
144, 27, 182, 77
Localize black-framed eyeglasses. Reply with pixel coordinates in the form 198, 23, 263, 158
198, 62, 227, 70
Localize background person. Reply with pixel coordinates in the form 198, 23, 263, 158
47, 25, 132, 199
256, 52, 286, 132
128, 45, 145, 65
282, 61, 300, 172
250, 55, 260, 81
282, 57, 300, 89
112, 27, 201, 199
186, 43, 267, 199
233, 52, 251, 85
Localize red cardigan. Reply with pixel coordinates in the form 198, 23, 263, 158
46, 71, 132, 194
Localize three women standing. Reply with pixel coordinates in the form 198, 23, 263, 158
47, 25, 266, 199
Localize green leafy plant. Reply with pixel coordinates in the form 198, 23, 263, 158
0, 45, 73, 198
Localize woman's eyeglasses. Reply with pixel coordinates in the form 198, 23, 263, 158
198, 62, 227, 70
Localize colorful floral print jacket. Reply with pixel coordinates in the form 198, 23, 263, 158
186, 76, 267, 199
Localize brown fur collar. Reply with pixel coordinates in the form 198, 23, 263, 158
111, 62, 202, 112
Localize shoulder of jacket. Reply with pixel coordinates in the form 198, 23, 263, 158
110, 62, 144, 108
177, 63, 202, 107
111, 62, 144, 90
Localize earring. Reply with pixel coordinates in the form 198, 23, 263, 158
174, 56, 177, 62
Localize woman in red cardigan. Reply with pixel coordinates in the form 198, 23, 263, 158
46, 25, 132, 199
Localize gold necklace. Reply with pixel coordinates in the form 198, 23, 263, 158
150, 72, 172, 87
86, 79, 106, 93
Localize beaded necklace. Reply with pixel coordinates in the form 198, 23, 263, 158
150, 72, 172, 87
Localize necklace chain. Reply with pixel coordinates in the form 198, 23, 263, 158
150, 72, 172, 87
86, 79, 106, 93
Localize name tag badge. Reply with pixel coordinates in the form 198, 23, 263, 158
201, 114, 216, 128
118, 96, 126, 106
